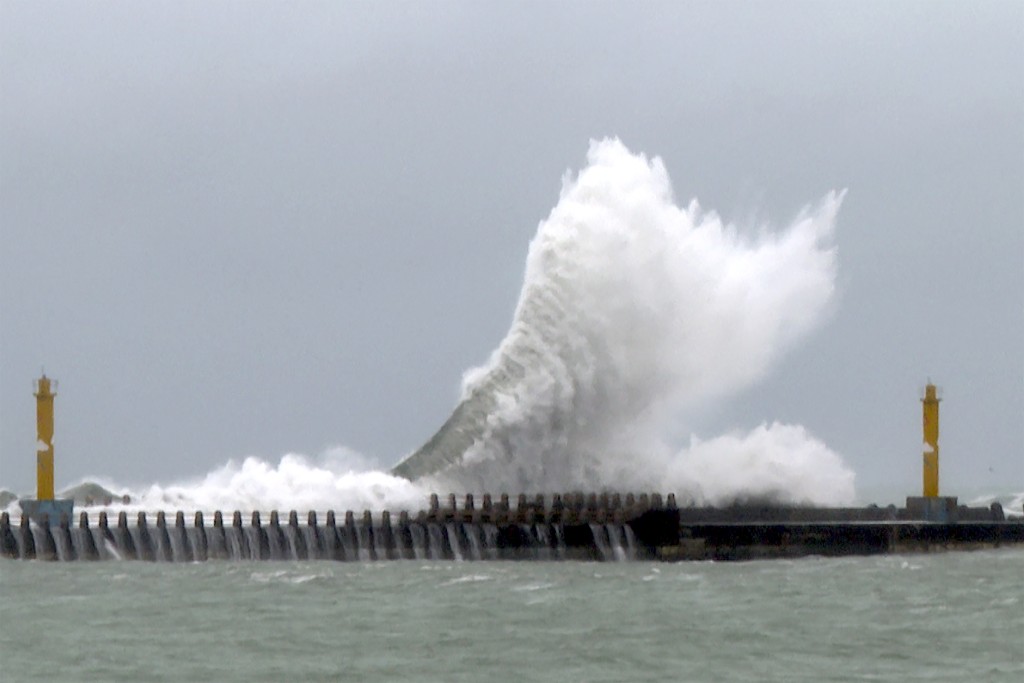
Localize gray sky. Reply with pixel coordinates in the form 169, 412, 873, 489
1, 1, 1021, 501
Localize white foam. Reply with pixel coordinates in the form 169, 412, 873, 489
413, 138, 851, 502
50, 448, 428, 515
664, 423, 855, 505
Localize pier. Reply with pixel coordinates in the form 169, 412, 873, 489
3, 492, 1021, 563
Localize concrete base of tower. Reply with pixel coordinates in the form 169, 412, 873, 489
906, 496, 958, 522
18, 499, 74, 525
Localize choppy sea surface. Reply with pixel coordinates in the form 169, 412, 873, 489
1, 549, 1021, 682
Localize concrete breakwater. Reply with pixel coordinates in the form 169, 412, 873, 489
2, 492, 1022, 562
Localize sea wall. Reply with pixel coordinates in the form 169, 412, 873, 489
2, 493, 1020, 563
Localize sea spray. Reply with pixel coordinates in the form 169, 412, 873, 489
400, 138, 852, 500
9, 449, 428, 517
666, 423, 855, 506
129, 450, 424, 514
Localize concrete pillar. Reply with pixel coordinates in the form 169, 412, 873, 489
232, 511, 250, 560
58, 513, 76, 561
379, 510, 396, 559
287, 510, 307, 560
38, 514, 57, 561
344, 510, 356, 547
990, 502, 1005, 521
324, 510, 341, 561
545, 495, 560, 523
396, 510, 413, 559
362, 510, 376, 561
98, 511, 117, 554
306, 511, 321, 559
117, 511, 136, 559
193, 511, 207, 562
0, 512, 17, 559
251, 511, 268, 560
209, 511, 226, 561
137, 512, 154, 561
268, 510, 285, 559
78, 511, 99, 560
175, 511, 194, 562
155, 511, 173, 561
20, 513, 36, 559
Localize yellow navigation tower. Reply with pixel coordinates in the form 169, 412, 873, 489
922, 383, 940, 497
907, 381, 956, 522
19, 372, 73, 524
35, 374, 56, 501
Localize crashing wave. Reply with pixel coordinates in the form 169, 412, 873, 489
394, 138, 852, 501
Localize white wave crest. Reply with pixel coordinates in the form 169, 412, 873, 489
51, 448, 427, 515
403, 138, 851, 503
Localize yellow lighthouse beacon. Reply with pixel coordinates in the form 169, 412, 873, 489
19, 372, 74, 525
921, 383, 940, 497
907, 381, 958, 522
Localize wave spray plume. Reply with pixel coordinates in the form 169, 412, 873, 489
394, 138, 853, 504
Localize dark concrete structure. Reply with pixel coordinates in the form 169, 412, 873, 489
1, 494, 1021, 563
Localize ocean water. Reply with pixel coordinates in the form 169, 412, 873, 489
1, 550, 1021, 682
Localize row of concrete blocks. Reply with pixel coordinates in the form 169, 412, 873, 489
424, 492, 676, 522
0, 509, 637, 562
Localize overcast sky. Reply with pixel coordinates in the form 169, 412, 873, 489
1, 1, 1021, 501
